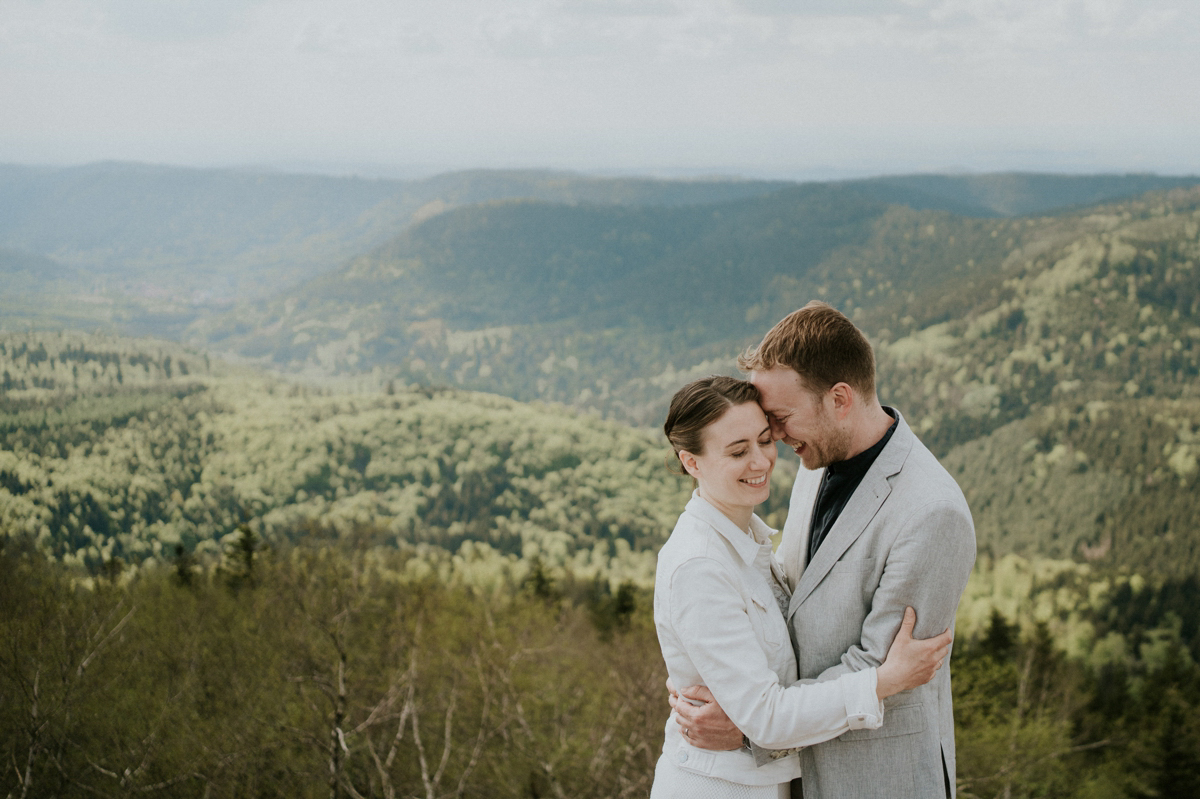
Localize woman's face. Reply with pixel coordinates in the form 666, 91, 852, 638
680, 401, 776, 516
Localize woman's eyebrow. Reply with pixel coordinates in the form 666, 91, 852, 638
723, 427, 771, 450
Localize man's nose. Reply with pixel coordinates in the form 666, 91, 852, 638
768, 418, 785, 441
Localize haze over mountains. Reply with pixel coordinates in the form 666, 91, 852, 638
0, 163, 787, 301
1, 163, 1192, 312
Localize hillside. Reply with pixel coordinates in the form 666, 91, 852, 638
5, 173, 1200, 576
186, 183, 1200, 576
0, 163, 786, 304
3, 165, 1193, 340
191, 182, 898, 402
195, 182, 1200, 407
874, 187, 1200, 576
3, 326, 1200, 799
4, 332, 1200, 799
0, 332, 806, 585
192, 184, 1041, 403
4, 172, 1200, 799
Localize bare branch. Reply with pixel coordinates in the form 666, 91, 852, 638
77, 604, 136, 678
429, 686, 457, 789
450, 651, 498, 799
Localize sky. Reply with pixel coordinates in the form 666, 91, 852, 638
2, 0, 1199, 179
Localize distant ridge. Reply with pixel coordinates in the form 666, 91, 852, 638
843, 172, 1200, 217
0, 162, 787, 303
2, 162, 1193, 305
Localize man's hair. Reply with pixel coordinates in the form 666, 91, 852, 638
737, 301, 876, 396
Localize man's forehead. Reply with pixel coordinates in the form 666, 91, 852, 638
758, 400, 790, 417
754, 371, 821, 416
754, 393, 793, 418
752, 368, 806, 397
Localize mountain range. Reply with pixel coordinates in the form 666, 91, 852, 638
2, 163, 1200, 577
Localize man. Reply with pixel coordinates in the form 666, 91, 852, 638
674, 301, 976, 799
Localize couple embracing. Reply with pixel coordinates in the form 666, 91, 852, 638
651, 302, 976, 799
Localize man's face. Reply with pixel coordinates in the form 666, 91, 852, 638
750, 367, 851, 470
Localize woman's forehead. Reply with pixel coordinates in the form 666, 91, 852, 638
706, 402, 768, 440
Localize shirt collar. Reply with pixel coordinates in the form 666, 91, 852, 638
684, 490, 775, 566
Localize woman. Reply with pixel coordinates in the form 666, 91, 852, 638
650, 376, 950, 798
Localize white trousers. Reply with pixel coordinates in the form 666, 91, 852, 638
649, 755, 790, 799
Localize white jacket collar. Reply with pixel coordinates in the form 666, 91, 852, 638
683, 490, 775, 566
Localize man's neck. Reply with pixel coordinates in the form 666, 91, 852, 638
843, 402, 895, 460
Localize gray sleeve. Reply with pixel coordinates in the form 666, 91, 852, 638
817, 500, 975, 682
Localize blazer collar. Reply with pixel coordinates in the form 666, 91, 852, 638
787, 409, 915, 616
683, 490, 775, 567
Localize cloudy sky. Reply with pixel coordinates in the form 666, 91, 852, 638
3, 0, 1198, 178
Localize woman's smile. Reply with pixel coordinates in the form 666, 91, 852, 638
680, 401, 777, 529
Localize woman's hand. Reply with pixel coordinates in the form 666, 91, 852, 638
875, 606, 952, 699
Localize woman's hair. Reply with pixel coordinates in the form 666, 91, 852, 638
663, 376, 760, 465
737, 300, 876, 397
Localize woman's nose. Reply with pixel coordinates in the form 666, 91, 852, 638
751, 446, 771, 469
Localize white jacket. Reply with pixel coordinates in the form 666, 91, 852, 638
653, 492, 883, 786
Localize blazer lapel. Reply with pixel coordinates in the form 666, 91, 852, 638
786, 414, 914, 619
777, 466, 823, 593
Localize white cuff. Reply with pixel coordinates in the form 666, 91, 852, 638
843, 668, 885, 730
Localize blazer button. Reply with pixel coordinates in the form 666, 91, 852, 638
677, 752, 688, 763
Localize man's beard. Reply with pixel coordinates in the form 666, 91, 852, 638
800, 416, 853, 470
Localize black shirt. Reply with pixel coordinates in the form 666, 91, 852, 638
807, 408, 898, 564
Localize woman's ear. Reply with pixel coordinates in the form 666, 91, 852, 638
678, 450, 700, 479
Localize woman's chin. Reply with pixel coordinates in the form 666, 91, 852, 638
742, 486, 770, 504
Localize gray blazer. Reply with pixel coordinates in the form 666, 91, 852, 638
776, 410, 976, 799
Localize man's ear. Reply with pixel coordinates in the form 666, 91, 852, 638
678, 450, 700, 479
828, 382, 855, 418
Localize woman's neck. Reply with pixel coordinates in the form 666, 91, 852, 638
698, 490, 753, 533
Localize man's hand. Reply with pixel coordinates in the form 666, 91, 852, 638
875, 606, 953, 699
672, 685, 744, 751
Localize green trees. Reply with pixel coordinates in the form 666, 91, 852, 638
0, 333, 695, 582
951, 595, 1200, 799
6, 535, 1200, 798
4, 174, 1200, 799
0, 537, 666, 798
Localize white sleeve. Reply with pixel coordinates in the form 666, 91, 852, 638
669, 557, 884, 750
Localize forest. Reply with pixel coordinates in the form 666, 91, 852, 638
1, 331, 1199, 797
3, 532, 1199, 798
3, 167, 1200, 797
